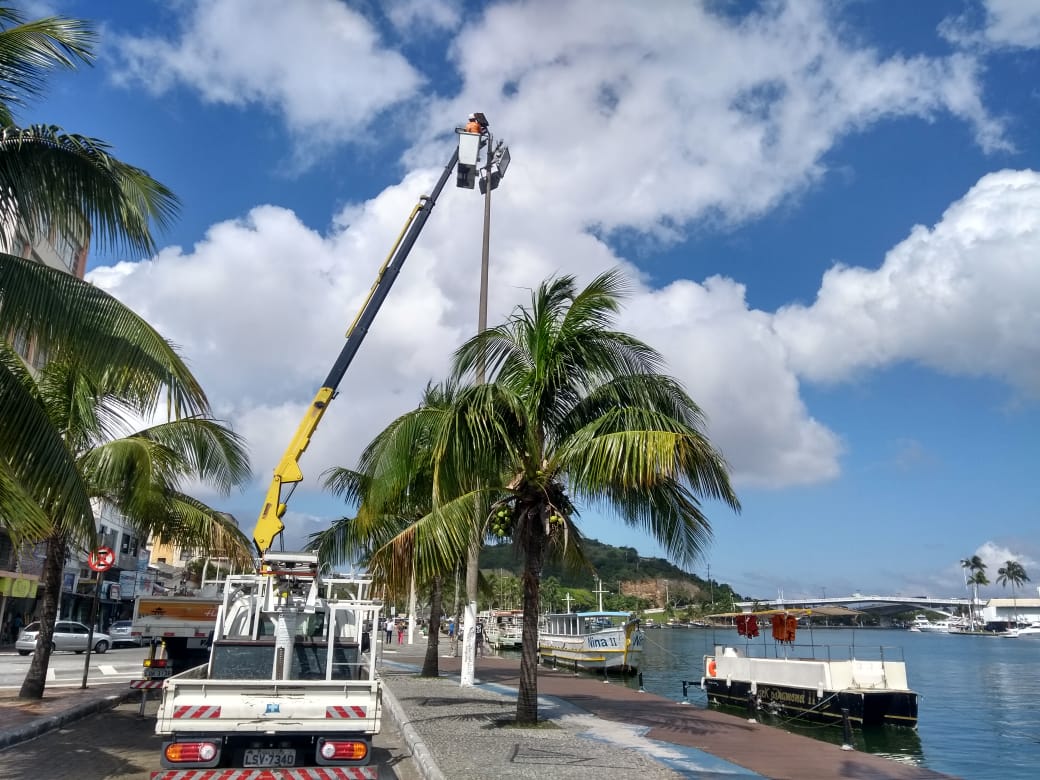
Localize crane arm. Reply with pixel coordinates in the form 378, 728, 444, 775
252, 147, 461, 557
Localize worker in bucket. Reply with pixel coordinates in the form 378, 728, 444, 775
464, 113, 482, 134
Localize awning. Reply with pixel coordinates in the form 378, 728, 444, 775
0, 570, 40, 599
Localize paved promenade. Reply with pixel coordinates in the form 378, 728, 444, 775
378, 639, 952, 780
0, 639, 955, 779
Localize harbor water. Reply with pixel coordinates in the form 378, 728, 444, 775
623, 626, 1038, 779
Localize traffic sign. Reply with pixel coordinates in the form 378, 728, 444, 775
87, 546, 116, 572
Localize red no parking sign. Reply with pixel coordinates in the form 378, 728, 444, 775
87, 546, 115, 572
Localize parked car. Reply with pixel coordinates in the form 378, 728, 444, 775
15, 620, 110, 655
107, 620, 141, 648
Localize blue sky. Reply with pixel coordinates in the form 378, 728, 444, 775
22, 0, 1040, 600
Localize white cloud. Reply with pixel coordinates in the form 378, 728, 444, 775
384, 0, 461, 33
942, 0, 1040, 50
86, 0, 1036, 511
774, 170, 1040, 399
109, 0, 422, 151
417, 0, 1006, 235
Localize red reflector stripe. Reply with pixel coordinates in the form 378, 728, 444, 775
150, 767, 378, 778
130, 682, 164, 694
173, 705, 221, 719
325, 705, 367, 719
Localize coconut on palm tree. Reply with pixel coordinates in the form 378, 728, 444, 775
996, 560, 1030, 629
391, 270, 739, 724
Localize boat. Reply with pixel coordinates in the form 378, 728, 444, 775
1016, 621, 1040, 637
481, 609, 524, 650
537, 610, 644, 674
909, 615, 963, 633
537, 579, 644, 674
701, 609, 918, 729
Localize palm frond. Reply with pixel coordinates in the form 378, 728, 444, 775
0, 254, 207, 417
0, 125, 179, 255
0, 341, 93, 538
0, 11, 95, 124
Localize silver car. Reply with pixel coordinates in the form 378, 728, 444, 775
107, 620, 141, 648
15, 620, 110, 655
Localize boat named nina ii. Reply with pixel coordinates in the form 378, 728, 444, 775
537, 610, 645, 674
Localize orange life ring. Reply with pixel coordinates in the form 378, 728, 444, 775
707, 659, 717, 677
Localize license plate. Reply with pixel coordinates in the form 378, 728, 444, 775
144, 668, 172, 678
243, 749, 296, 767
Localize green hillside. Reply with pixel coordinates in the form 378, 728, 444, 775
479, 537, 743, 609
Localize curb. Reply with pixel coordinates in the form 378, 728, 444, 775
381, 679, 445, 780
0, 687, 139, 751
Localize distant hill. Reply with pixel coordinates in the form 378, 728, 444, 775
480, 537, 743, 607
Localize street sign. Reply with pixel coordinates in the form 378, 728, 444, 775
87, 546, 116, 572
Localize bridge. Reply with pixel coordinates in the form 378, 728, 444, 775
735, 594, 974, 620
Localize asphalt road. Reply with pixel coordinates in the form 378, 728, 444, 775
0, 645, 149, 690
0, 646, 419, 780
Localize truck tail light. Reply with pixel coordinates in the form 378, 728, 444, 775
318, 739, 368, 761
144, 658, 168, 668
164, 741, 218, 763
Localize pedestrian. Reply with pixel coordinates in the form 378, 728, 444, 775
475, 620, 485, 657
384, 616, 394, 644
447, 618, 455, 640
397, 621, 405, 644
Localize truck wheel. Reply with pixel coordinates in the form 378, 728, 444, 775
93, 640, 109, 654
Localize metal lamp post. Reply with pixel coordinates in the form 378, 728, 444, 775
457, 115, 509, 687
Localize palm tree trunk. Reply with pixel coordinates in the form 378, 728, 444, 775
516, 527, 545, 725
421, 575, 443, 677
19, 533, 66, 699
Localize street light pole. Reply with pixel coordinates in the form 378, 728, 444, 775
460, 128, 496, 688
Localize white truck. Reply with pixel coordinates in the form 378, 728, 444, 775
151, 552, 382, 779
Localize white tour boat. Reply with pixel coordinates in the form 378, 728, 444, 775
702, 609, 918, 729
537, 581, 644, 674
481, 609, 524, 650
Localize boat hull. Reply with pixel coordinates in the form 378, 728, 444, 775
703, 678, 918, 728
537, 627, 645, 674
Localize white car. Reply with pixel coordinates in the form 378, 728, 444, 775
15, 620, 110, 655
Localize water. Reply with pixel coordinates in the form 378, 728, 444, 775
624, 627, 1039, 779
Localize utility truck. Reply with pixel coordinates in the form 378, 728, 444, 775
151, 553, 382, 778
149, 128, 474, 779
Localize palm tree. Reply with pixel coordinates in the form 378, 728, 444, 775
996, 560, 1030, 628
3, 316, 252, 699
405, 270, 740, 724
967, 570, 989, 627
960, 555, 987, 628
310, 382, 466, 678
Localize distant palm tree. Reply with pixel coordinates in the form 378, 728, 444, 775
960, 555, 987, 628
996, 560, 1030, 627
310, 382, 466, 678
